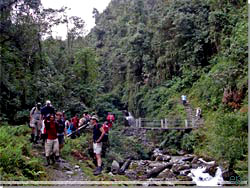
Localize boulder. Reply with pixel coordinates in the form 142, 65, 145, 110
157, 169, 176, 179
155, 155, 171, 162
111, 160, 120, 174
172, 164, 191, 175
203, 164, 218, 177
148, 161, 168, 168
74, 165, 80, 169
125, 170, 137, 180
222, 170, 240, 181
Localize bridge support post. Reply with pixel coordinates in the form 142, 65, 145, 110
185, 119, 188, 128
135, 119, 138, 128
139, 118, 141, 128
161, 119, 164, 128
165, 118, 168, 128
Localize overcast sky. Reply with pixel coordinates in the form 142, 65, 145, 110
41, 0, 111, 39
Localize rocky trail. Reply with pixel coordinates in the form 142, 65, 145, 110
32, 142, 86, 181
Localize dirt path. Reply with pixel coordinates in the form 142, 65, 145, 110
32, 143, 87, 181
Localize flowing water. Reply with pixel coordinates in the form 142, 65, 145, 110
188, 166, 224, 186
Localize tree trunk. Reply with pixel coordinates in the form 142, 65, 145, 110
145, 162, 173, 178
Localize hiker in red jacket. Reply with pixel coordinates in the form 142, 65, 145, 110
106, 112, 115, 128
44, 114, 60, 166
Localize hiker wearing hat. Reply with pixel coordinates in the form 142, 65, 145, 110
91, 115, 105, 175
41, 100, 55, 145
29, 102, 42, 144
41, 100, 56, 119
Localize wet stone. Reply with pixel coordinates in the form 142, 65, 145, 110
75, 165, 80, 169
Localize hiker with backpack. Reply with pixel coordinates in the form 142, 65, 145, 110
70, 114, 79, 138
91, 115, 106, 175
41, 100, 56, 119
29, 102, 42, 144
55, 112, 66, 152
44, 114, 60, 166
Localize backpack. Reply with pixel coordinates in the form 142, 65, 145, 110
31, 107, 36, 115
101, 123, 109, 142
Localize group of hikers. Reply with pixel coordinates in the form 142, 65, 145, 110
29, 100, 115, 175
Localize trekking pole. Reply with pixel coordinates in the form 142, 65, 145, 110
66, 123, 90, 138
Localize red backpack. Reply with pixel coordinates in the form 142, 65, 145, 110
102, 122, 110, 133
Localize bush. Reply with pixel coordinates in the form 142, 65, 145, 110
181, 132, 199, 153
0, 125, 46, 180
209, 112, 247, 165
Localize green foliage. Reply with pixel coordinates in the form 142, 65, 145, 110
0, 0, 248, 181
0, 125, 46, 180
159, 130, 184, 150
209, 112, 247, 164
181, 131, 200, 153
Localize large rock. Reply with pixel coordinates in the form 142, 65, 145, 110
111, 160, 120, 174
203, 164, 218, 177
157, 169, 176, 179
155, 155, 171, 162
222, 170, 240, 181
172, 164, 191, 175
148, 161, 168, 168
125, 169, 137, 180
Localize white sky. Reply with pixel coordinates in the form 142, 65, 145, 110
41, 0, 111, 39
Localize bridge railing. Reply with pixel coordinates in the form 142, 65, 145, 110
134, 118, 198, 129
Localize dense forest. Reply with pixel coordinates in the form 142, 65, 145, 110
0, 0, 248, 182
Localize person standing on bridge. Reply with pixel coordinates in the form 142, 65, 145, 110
91, 115, 105, 175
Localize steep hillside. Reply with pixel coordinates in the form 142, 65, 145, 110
86, 0, 248, 179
